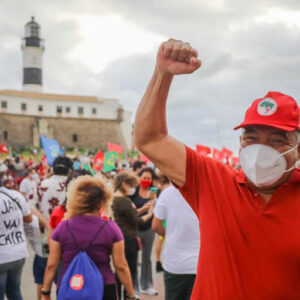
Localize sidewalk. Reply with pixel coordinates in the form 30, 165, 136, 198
140, 272, 164, 300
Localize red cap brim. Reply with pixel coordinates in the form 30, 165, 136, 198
234, 122, 299, 131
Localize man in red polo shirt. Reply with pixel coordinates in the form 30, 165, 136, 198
134, 38, 300, 299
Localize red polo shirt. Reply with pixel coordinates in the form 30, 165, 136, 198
180, 146, 300, 300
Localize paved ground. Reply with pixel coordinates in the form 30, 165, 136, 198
140, 272, 164, 300
20, 248, 165, 300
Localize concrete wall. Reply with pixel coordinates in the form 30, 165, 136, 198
120, 110, 133, 150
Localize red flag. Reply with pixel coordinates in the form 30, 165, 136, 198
93, 150, 104, 171
212, 148, 225, 161
231, 156, 240, 166
93, 150, 104, 163
42, 155, 47, 164
196, 144, 211, 155
107, 142, 124, 154
221, 147, 233, 159
0, 143, 8, 154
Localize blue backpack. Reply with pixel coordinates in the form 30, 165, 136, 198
57, 221, 107, 300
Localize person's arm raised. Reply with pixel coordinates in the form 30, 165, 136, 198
134, 39, 201, 187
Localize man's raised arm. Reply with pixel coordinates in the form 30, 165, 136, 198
134, 39, 201, 187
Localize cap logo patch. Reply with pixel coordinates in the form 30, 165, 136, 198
257, 97, 277, 116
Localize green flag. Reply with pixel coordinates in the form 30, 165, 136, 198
82, 163, 96, 176
104, 152, 118, 173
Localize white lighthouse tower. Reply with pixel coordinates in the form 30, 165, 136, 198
21, 16, 45, 92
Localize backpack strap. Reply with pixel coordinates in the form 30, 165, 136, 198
0, 190, 23, 213
67, 219, 108, 252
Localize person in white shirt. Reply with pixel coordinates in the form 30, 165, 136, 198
19, 168, 38, 200
29, 156, 73, 300
0, 185, 32, 300
152, 185, 200, 300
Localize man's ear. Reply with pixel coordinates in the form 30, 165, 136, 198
297, 144, 300, 159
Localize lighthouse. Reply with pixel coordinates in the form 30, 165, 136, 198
21, 16, 45, 92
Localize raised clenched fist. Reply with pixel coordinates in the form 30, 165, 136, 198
156, 38, 202, 75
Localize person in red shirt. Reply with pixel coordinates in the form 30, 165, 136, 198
134, 38, 300, 299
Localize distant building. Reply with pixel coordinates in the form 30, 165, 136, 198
0, 17, 132, 151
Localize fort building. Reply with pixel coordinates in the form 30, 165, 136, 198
0, 17, 132, 151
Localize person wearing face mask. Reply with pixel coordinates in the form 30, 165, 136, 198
134, 38, 300, 299
19, 168, 38, 200
112, 172, 154, 299
130, 167, 158, 296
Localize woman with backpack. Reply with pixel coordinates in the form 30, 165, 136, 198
41, 175, 138, 300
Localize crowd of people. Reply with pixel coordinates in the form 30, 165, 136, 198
0, 151, 199, 300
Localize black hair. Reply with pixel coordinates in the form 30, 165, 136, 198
132, 160, 145, 171
138, 167, 156, 179
53, 156, 73, 175
159, 174, 170, 185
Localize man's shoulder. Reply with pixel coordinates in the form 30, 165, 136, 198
160, 185, 181, 199
42, 175, 67, 185
40, 177, 51, 186
20, 177, 29, 183
0, 187, 25, 202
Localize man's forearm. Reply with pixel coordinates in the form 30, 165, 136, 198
154, 225, 165, 238
152, 218, 166, 238
134, 68, 173, 149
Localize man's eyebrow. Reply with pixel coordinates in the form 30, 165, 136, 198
243, 128, 257, 134
270, 131, 289, 139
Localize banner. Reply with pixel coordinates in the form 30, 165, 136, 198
40, 135, 62, 166
231, 157, 240, 166
0, 143, 8, 154
221, 147, 233, 159
103, 152, 118, 173
73, 161, 81, 170
82, 163, 96, 176
107, 142, 124, 154
93, 150, 104, 171
94, 150, 104, 163
212, 148, 225, 161
196, 144, 211, 155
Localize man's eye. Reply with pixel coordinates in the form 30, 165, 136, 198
245, 136, 256, 141
271, 139, 285, 145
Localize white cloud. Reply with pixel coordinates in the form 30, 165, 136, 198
67, 15, 166, 72
254, 7, 300, 28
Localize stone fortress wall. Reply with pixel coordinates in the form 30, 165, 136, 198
0, 113, 128, 151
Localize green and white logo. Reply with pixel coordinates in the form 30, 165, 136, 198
257, 97, 277, 116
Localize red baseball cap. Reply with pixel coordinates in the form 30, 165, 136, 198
234, 91, 300, 131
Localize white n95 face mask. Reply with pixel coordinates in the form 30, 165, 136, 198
128, 187, 136, 196
239, 144, 298, 187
